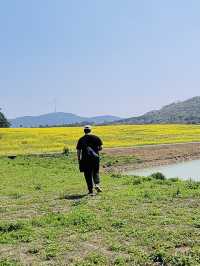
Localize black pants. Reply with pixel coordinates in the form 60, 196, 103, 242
84, 168, 100, 193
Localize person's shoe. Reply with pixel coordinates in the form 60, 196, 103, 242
95, 185, 102, 193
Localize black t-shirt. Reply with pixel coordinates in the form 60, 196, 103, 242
76, 134, 103, 155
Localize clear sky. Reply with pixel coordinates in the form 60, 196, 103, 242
1, 0, 200, 119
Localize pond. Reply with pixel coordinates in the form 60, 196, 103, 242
126, 159, 200, 181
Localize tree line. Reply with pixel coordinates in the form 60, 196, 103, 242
0, 109, 10, 128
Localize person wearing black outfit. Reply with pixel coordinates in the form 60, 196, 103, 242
76, 125, 103, 195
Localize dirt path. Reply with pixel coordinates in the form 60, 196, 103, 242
5, 142, 200, 173
103, 142, 200, 172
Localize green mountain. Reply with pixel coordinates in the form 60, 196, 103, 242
0, 110, 10, 128
10, 112, 121, 128
118, 96, 200, 124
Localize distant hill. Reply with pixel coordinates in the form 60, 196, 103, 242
10, 96, 200, 127
117, 96, 200, 124
10, 112, 121, 128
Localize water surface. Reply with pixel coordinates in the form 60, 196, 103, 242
126, 159, 200, 181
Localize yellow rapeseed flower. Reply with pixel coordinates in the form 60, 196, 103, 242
0, 124, 200, 155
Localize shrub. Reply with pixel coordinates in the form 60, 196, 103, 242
111, 173, 123, 179
132, 177, 142, 185
150, 172, 166, 180
63, 146, 70, 156
0, 222, 23, 233
186, 180, 200, 190
169, 177, 179, 182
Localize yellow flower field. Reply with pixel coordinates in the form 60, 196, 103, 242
1, 124, 200, 155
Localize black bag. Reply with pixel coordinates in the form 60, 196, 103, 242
85, 146, 99, 160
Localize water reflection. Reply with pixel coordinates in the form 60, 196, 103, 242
126, 159, 200, 181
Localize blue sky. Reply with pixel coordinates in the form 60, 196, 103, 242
1, 0, 200, 118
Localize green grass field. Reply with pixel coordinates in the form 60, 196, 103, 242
0, 154, 200, 265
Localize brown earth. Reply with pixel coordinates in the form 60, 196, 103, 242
103, 142, 200, 172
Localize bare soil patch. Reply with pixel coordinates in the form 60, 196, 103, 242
104, 142, 200, 172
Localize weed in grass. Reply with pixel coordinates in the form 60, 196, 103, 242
9, 193, 22, 199
111, 173, 123, 179
75, 252, 108, 266
0, 221, 34, 244
132, 177, 142, 185
193, 221, 200, 228
149, 248, 169, 265
186, 180, 200, 190
114, 256, 147, 266
0, 259, 21, 266
114, 256, 129, 266
0, 208, 7, 213
109, 243, 126, 253
0, 222, 24, 233
143, 190, 151, 199
170, 254, 193, 266
34, 184, 42, 190
169, 177, 179, 182
45, 243, 59, 260
173, 187, 181, 198
111, 220, 127, 229
27, 246, 40, 255
63, 146, 70, 156
67, 210, 102, 232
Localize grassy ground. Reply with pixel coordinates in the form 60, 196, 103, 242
0, 154, 200, 265
2, 124, 200, 155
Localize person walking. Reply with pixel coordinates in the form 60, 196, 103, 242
76, 125, 103, 195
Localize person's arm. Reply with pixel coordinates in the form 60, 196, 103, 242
76, 138, 82, 162
98, 137, 103, 151
98, 145, 103, 151
77, 149, 81, 162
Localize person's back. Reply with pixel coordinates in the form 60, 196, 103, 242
76, 125, 103, 195
77, 134, 102, 160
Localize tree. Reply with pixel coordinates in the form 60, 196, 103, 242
0, 109, 10, 128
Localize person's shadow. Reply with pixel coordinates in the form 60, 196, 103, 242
63, 194, 87, 200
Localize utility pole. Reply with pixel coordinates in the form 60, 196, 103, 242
54, 98, 57, 113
